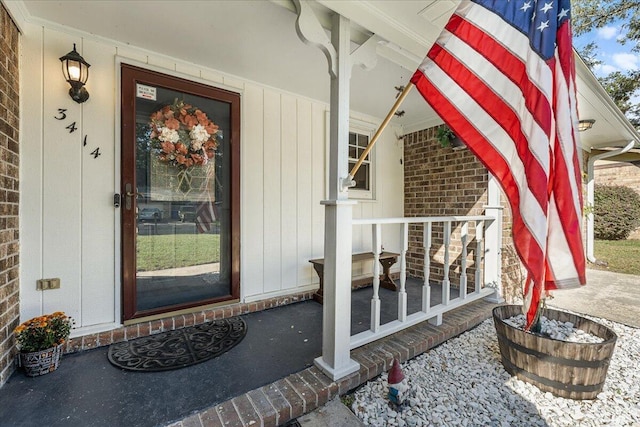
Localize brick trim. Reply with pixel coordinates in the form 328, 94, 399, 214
63, 291, 315, 354
165, 299, 497, 427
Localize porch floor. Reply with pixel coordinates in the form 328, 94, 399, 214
0, 280, 497, 427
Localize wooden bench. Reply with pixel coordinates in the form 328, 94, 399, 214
309, 251, 399, 304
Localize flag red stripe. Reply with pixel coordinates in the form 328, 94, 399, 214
412, 1, 586, 329
551, 148, 585, 273
444, 14, 553, 135
195, 197, 216, 234
410, 72, 546, 282
426, 44, 549, 210
557, 21, 575, 91
550, 22, 587, 284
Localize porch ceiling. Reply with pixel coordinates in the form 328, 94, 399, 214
15, 0, 640, 151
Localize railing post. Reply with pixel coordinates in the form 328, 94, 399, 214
422, 222, 432, 313
442, 221, 451, 305
460, 221, 468, 299
475, 220, 484, 294
483, 175, 505, 303
371, 223, 381, 333
398, 222, 408, 322
310, 11, 359, 380
350, 216, 495, 347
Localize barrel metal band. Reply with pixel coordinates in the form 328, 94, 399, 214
500, 355, 603, 393
497, 334, 611, 368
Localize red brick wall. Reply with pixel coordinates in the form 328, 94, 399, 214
594, 160, 640, 239
403, 127, 487, 283
0, 4, 20, 387
403, 126, 522, 301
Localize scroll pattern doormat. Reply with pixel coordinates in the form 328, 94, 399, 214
107, 317, 247, 372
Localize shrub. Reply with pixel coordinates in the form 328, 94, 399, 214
593, 184, 640, 240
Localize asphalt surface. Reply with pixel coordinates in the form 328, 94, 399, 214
547, 268, 640, 328
0, 279, 445, 427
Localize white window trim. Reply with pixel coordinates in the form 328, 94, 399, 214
324, 112, 377, 201
348, 119, 376, 200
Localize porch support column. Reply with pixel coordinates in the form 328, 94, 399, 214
484, 174, 505, 303
586, 141, 635, 263
298, 8, 359, 380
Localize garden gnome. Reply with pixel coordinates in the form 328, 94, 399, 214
387, 358, 409, 405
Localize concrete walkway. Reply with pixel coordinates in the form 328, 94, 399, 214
547, 268, 640, 328
297, 398, 364, 427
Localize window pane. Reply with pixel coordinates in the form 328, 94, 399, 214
353, 164, 370, 190
135, 88, 231, 312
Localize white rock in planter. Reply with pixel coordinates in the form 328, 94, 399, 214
503, 314, 604, 343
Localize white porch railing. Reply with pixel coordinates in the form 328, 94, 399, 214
350, 216, 496, 349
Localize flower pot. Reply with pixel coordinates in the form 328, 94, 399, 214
18, 343, 64, 377
450, 136, 466, 150
493, 305, 617, 400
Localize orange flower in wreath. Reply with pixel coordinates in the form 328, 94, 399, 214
149, 98, 220, 170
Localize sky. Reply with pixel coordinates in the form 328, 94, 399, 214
574, 20, 640, 107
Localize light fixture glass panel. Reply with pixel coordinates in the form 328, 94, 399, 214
68, 61, 81, 81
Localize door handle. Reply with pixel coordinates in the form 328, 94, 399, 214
124, 183, 138, 210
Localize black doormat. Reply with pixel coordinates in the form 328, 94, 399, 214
107, 317, 247, 372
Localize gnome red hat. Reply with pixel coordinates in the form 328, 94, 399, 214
388, 358, 405, 384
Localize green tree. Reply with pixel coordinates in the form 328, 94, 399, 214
573, 0, 640, 128
572, 0, 640, 51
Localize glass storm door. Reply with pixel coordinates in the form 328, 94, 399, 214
121, 64, 240, 321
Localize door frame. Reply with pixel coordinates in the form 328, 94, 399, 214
120, 63, 241, 321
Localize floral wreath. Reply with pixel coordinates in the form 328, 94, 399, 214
150, 99, 219, 169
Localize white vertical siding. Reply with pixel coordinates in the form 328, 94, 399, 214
19, 23, 44, 319
80, 38, 117, 326
350, 116, 404, 277
261, 89, 282, 295
296, 99, 313, 289
41, 29, 83, 321
240, 84, 265, 298
280, 95, 298, 290
310, 104, 326, 260
18, 21, 404, 329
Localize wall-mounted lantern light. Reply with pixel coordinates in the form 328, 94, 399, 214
59, 43, 90, 103
578, 119, 596, 132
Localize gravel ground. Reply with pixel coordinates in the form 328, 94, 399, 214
350, 314, 640, 427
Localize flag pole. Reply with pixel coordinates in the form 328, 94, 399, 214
347, 82, 414, 184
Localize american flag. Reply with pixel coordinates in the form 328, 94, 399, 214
411, 0, 586, 329
195, 193, 218, 234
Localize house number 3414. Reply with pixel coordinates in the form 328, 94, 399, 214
54, 108, 101, 159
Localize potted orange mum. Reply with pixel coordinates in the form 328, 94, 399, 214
13, 312, 73, 377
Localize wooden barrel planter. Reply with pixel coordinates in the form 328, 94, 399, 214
493, 305, 617, 400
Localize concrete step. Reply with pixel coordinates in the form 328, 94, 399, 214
297, 398, 364, 427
